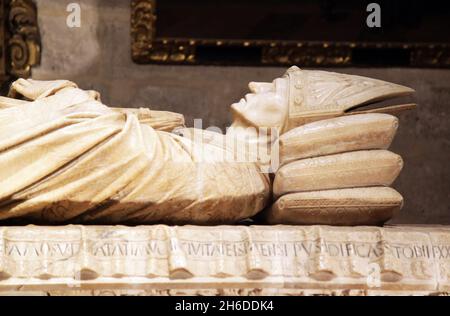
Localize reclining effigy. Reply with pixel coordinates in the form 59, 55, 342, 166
2, 67, 446, 296
0, 66, 414, 226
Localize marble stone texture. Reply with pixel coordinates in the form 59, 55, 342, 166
31, 0, 450, 225
0, 225, 449, 295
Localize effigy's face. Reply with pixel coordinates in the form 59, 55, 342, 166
230, 77, 289, 131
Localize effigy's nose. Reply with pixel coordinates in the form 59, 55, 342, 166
248, 82, 274, 93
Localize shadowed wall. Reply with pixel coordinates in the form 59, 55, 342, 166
31, 0, 450, 225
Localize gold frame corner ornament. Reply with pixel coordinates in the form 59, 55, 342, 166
130, 0, 450, 67
1, 0, 41, 86
131, 0, 195, 64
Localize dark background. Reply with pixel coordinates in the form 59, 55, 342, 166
157, 0, 450, 42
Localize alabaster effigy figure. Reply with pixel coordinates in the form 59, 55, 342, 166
0, 66, 415, 226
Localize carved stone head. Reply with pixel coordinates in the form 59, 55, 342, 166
231, 66, 414, 134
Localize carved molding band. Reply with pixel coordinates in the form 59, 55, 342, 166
0, 224, 449, 295
130, 0, 450, 67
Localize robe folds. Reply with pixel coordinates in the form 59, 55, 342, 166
0, 79, 270, 224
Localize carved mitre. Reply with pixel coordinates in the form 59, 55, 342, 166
283, 66, 414, 132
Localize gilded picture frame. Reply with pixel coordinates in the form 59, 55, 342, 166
131, 0, 450, 67
0, 0, 41, 89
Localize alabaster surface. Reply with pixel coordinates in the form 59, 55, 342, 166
0, 225, 448, 295
0, 66, 415, 226
273, 150, 403, 197
278, 113, 399, 166
267, 187, 404, 226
